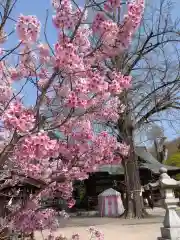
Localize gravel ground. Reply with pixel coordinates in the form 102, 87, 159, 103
34, 208, 180, 239
35, 218, 162, 239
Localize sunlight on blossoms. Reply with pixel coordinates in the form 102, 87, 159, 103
0, 0, 145, 237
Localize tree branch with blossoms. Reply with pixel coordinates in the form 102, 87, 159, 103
0, 0, 144, 238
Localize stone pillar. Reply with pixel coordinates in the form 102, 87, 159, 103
149, 167, 180, 240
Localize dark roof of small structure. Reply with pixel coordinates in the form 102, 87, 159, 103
98, 146, 180, 175
135, 146, 180, 174
0, 177, 44, 193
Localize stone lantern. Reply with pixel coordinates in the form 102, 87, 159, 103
148, 167, 180, 240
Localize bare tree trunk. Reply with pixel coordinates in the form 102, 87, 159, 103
123, 145, 144, 218
123, 160, 135, 218
119, 117, 144, 218
154, 140, 160, 162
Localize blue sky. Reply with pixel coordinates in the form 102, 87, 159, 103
5, 0, 56, 106
3, 0, 180, 142
5, 0, 84, 105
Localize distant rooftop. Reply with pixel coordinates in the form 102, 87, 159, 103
98, 146, 180, 175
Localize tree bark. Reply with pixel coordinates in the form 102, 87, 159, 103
123, 155, 144, 218
118, 117, 145, 218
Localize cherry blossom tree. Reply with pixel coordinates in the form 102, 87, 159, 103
0, 0, 144, 238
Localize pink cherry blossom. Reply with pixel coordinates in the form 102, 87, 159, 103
0, 0, 144, 237
16, 14, 41, 43
3, 101, 35, 132
104, 0, 121, 11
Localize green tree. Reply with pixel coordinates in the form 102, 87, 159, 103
164, 152, 180, 180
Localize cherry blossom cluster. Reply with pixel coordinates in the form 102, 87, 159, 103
92, 0, 144, 54
54, 42, 85, 74
38, 43, 51, 64
104, 0, 121, 12
52, 0, 73, 29
73, 26, 92, 52
93, 97, 121, 122
13, 132, 59, 179
14, 132, 59, 161
88, 226, 104, 240
9, 45, 38, 81
0, 61, 12, 103
52, 0, 87, 31
128, 0, 145, 30
12, 207, 59, 233
91, 131, 121, 165
0, 84, 12, 104
42, 226, 104, 240
16, 14, 41, 43
117, 143, 130, 156
3, 101, 35, 133
108, 71, 132, 94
